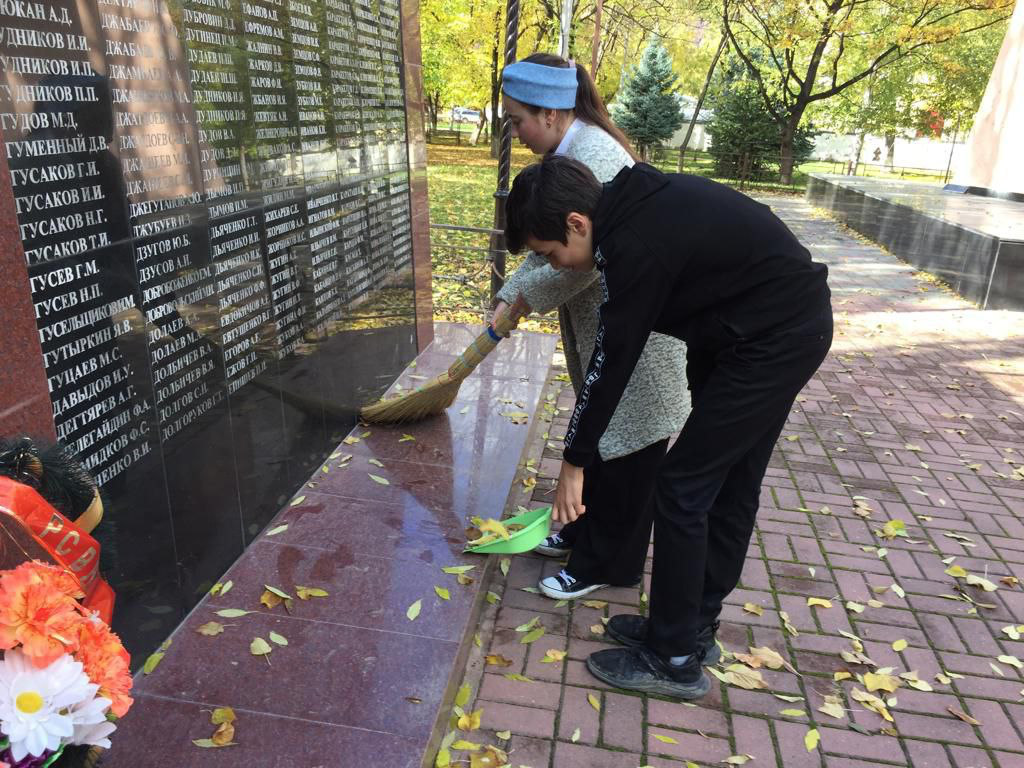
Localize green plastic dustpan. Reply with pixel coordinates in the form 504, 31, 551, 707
464, 506, 552, 554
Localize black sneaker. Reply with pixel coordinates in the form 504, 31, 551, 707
538, 569, 609, 600
586, 646, 710, 700
606, 615, 722, 666
534, 531, 572, 558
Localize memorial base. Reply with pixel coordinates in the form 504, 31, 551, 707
806, 174, 1024, 310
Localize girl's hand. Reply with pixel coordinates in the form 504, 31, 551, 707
553, 461, 586, 524
490, 300, 510, 328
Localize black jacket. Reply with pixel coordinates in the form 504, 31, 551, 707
563, 164, 831, 468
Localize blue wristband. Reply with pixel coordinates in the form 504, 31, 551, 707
487, 325, 502, 342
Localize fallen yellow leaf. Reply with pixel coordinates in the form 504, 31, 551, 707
407, 599, 422, 620
818, 696, 845, 719
864, 672, 902, 693
948, 706, 980, 725
196, 621, 225, 637
442, 565, 476, 575
192, 738, 233, 748
804, 728, 820, 751
588, 693, 601, 712
215, 608, 251, 618
743, 602, 764, 616
211, 721, 234, 746
807, 597, 833, 609
250, 637, 272, 656
521, 627, 545, 644
143, 651, 164, 675
652, 733, 678, 744
749, 646, 785, 670
966, 573, 998, 592
478, 518, 511, 540
892, 639, 908, 652
457, 709, 482, 731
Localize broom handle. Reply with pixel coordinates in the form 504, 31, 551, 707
444, 295, 532, 380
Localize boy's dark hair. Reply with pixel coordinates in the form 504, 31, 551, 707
505, 155, 602, 254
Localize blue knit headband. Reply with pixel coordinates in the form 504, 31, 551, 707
502, 60, 578, 110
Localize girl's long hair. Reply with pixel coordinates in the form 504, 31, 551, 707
520, 52, 639, 162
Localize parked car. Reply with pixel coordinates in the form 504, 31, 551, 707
452, 107, 482, 123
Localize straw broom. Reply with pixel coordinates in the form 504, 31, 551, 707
361, 294, 532, 424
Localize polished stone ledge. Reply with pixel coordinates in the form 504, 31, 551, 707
102, 323, 557, 768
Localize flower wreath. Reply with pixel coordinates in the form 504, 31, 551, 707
0, 561, 132, 767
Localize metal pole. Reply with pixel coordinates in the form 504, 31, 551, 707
489, 0, 520, 301
591, 0, 603, 74
558, 0, 573, 58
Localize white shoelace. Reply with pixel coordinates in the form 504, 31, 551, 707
556, 569, 576, 588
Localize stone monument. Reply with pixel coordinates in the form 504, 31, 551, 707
0, 0, 433, 657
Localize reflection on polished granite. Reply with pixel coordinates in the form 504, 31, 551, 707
103, 323, 557, 768
807, 174, 1024, 310
104, 318, 419, 662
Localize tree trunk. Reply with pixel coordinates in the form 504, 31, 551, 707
779, 125, 795, 185
778, 108, 805, 185
678, 34, 726, 172
427, 92, 440, 133
884, 133, 895, 170
852, 130, 866, 175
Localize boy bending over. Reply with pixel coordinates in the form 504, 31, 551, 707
506, 156, 832, 700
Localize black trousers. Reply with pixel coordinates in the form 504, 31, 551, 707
557, 437, 669, 585
647, 307, 833, 657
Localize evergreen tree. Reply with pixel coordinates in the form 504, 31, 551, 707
612, 38, 684, 159
707, 58, 815, 184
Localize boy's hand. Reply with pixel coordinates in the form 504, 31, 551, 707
553, 461, 586, 524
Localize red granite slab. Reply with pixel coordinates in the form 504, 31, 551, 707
0, 137, 55, 440
105, 325, 556, 766
204, 538, 482, 642
103, 693, 426, 768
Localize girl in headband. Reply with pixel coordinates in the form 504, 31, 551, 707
493, 54, 692, 609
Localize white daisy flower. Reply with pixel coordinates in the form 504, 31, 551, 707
0, 650, 92, 761
68, 693, 116, 749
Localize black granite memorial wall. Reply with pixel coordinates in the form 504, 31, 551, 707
1, 0, 420, 659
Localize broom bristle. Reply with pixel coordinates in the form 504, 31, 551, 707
360, 377, 463, 424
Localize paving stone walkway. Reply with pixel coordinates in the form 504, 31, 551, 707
441, 197, 1024, 768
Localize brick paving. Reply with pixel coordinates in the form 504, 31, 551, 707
440, 197, 1024, 768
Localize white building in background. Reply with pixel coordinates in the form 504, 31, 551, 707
811, 133, 966, 173
664, 94, 714, 150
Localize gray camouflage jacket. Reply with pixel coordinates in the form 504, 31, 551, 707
497, 123, 690, 460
